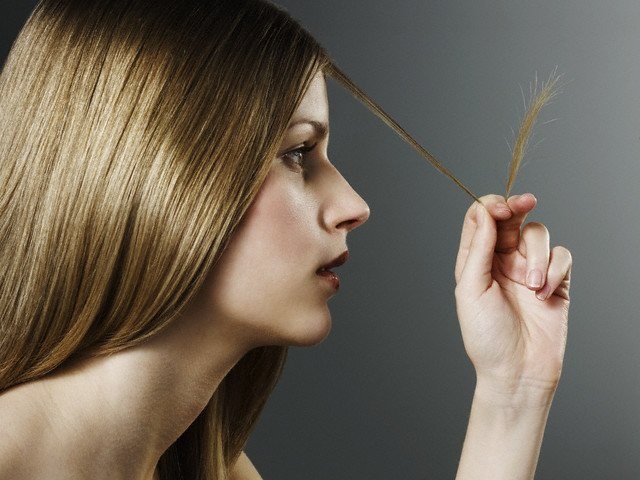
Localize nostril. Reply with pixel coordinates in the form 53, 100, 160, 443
336, 218, 358, 231
337, 209, 369, 232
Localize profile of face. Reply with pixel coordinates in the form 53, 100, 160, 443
192, 72, 370, 348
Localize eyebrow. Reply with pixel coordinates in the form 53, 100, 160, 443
286, 120, 329, 139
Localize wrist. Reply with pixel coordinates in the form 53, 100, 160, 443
457, 375, 558, 480
474, 373, 558, 411
458, 380, 553, 480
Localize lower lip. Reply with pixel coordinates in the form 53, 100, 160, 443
317, 270, 340, 291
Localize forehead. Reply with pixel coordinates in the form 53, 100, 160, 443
289, 72, 329, 124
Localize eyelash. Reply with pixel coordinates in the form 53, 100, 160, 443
282, 143, 317, 170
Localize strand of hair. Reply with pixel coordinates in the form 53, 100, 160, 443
506, 69, 561, 197
327, 63, 480, 203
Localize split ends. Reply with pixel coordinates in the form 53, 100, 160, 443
506, 69, 561, 197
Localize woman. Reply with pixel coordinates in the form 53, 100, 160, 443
0, 0, 572, 479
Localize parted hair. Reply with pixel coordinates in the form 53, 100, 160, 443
0, 0, 328, 478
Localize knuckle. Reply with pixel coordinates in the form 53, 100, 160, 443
553, 245, 573, 263
454, 283, 465, 302
464, 203, 477, 220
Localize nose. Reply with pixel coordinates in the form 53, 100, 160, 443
320, 164, 370, 233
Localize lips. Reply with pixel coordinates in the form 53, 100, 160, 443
316, 251, 349, 291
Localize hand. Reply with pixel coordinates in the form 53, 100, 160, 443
454, 193, 572, 403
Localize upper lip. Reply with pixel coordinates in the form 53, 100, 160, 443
317, 250, 349, 272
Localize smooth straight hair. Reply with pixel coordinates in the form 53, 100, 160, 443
0, 0, 481, 478
0, 0, 329, 478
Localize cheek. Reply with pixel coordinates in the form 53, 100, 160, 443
203, 173, 321, 322
247, 176, 318, 266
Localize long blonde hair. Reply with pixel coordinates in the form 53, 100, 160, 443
0, 0, 328, 477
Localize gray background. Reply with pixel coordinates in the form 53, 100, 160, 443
2, 1, 639, 478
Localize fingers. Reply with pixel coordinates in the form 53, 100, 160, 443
519, 222, 551, 290
456, 202, 497, 294
495, 193, 538, 253
482, 194, 514, 220
455, 203, 479, 283
455, 195, 512, 283
455, 192, 571, 302
535, 246, 572, 301
506, 192, 537, 215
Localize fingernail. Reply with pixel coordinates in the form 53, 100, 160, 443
527, 269, 543, 289
477, 206, 484, 226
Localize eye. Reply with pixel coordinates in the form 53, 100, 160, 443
281, 143, 317, 172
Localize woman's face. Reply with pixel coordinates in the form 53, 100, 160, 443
198, 72, 370, 347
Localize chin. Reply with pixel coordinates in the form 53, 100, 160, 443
282, 307, 333, 347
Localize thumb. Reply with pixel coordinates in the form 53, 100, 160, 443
459, 204, 497, 295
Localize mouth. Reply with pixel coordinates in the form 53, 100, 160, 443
316, 251, 349, 291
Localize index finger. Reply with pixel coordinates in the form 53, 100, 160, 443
455, 194, 512, 282
494, 193, 538, 253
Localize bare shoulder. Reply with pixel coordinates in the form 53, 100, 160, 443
0, 387, 45, 478
0, 446, 22, 479
0, 414, 29, 478
229, 451, 263, 480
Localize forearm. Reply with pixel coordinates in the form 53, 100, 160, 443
456, 377, 557, 480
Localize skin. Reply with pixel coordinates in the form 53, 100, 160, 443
0, 73, 369, 479
0, 73, 571, 480
194, 72, 369, 349
454, 194, 571, 479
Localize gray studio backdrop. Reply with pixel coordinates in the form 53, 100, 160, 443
2, 1, 639, 478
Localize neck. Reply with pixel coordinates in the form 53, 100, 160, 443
0, 311, 253, 480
